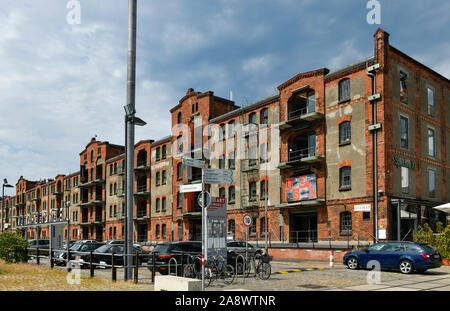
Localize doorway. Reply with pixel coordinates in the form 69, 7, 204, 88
290, 212, 318, 242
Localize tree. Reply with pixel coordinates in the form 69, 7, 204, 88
0, 232, 30, 263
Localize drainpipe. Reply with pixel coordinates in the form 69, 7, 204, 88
366, 60, 378, 243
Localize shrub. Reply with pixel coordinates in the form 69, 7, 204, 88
414, 222, 450, 259
0, 232, 30, 263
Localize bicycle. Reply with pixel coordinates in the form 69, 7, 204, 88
236, 253, 271, 280
204, 255, 235, 287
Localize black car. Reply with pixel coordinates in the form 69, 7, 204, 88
147, 241, 203, 275
87, 244, 150, 268
29, 239, 50, 249
56, 240, 105, 266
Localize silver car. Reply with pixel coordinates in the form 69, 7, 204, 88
227, 241, 262, 256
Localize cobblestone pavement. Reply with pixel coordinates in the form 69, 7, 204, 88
30, 258, 450, 291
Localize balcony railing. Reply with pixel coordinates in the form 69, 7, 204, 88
289, 230, 318, 243
136, 160, 148, 168
288, 146, 316, 162
136, 184, 148, 193
136, 209, 147, 218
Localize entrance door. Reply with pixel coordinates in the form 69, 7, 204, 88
290, 213, 317, 242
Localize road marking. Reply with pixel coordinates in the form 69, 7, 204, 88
274, 267, 326, 275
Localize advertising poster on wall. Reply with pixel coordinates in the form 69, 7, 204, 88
286, 174, 317, 202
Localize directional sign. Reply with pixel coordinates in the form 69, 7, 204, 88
182, 157, 205, 169
180, 183, 202, 193
198, 191, 211, 208
243, 214, 252, 227
204, 168, 233, 185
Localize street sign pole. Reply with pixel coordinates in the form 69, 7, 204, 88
201, 167, 205, 291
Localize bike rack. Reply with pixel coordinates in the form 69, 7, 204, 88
234, 254, 246, 283
168, 257, 178, 276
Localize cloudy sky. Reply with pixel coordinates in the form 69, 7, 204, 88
0, 0, 449, 193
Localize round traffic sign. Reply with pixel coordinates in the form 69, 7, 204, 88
243, 214, 252, 227
197, 191, 211, 208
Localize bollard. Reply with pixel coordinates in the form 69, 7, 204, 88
36, 247, 40, 265
329, 250, 334, 269
180, 253, 184, 277
112, 252, 116, 282
50, 249, 54, 268
134, 251, 139, 284
151, 252, 156, 283
90, 251, 94, 277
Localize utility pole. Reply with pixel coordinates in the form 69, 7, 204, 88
124, 0, 137, 281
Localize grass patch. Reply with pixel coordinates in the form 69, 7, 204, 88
0, 260, 152, 291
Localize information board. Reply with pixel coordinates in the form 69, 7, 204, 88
285, 174, 317, 202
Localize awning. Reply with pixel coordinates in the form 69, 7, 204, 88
432, 203, 450, 214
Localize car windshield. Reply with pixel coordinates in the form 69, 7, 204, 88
153, 245, 172, 253
70, 243, 83, 251
95, 245, 111, 253
367, 243, 386, 251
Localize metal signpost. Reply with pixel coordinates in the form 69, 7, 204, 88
243, 214, 252, 265
182, 157, 233, 291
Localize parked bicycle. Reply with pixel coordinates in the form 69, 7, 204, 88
234, 252, 272, 280
204, 255, 235, 287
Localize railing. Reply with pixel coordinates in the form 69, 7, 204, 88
289, 230, 318, 244
136, 209, 147, 218
288, 146, 315, 162
137, 160, 147, 167
288, 102, 315, 121
94, 215, 103, 222
136, 184, 147, 193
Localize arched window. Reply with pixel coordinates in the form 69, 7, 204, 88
339, 78, 350, 102
340, 212, 352, 236
260, 108, 268, 124
288, 90, 316, 120
177, 112, 182, 124
220, 123, 226, 141
339, 121, 351, 144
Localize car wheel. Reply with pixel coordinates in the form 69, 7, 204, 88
346, 256, 359, 270
398, 260, 413, 274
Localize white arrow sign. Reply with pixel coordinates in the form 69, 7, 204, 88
204, 168, 233, 185
180, 183, 202, 193
182, 157, 205, 169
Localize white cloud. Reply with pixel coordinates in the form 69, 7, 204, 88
242, 55, 278, 73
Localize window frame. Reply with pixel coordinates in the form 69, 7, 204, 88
339, 166, 352, 190
338, 78, 351, 103
339, 121, 351, 145
340, 211, 352, 236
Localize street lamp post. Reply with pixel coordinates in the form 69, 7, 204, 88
2, 179, 14, 233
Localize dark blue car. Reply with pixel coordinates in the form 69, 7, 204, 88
343, 241, 442, 274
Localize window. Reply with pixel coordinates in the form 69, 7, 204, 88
228, 186, 235, 202
177, 192, 182, 209
110, 184, 113, 196
114, 183, 117, 195
340, 212, 352, 235
338, 78, 350, 102
363, 212, 370, 220
177, 136, 183, 154
156, 147, 161, 161
219, 187, 225, 198
249, 112, 257, 125
260, 218, 266, 237
192, 103, 195, 113
177, 162, 183, 180
249, 182, 257, 200
156, 225, 160, 238
162, 197, 166, 212
260, 143, 268, 163
428, 128, 435, 157
156, 171, 160, 186
401, 167, 409, 194
339, 121, 351, 145
219, 154, 225, 169
260, 108, 268, 125
260, 180, 267, 200
162, 145, 167, 159
228, 152, 235, 169
228, 120, 235, 138
228, 220, 235, 235
220, 124, 226, 141
177, 112, 182, 124
162, 170, 166, 185
427, 87, 434, 117
156, 198, 160, 212
339, 167, 351, 189
428, 169, 436, 198
400, 71, 408, 104
400, 116, 409, 149
249, 146, 257, 166
250, 217, 257, 234
162, 224, 166, 239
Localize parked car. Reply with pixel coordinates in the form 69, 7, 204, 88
227, 240, 263, 256
147, 241, 203, 275
81, 244, 149, 268
343, 241, 442, 274
55, 240, 104, 266
106, 240, 142, 249
28, 239, 50, 249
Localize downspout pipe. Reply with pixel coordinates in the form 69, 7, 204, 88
366, 60, 378, 243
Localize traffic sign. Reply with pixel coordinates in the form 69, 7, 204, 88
180, 183, 202, 193
243, 214, 252, 227
198, 191, 211, 208
204, 168, 233, 185
182, 157, 205, 169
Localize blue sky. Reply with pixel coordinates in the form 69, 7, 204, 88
0, 0, 449, 192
